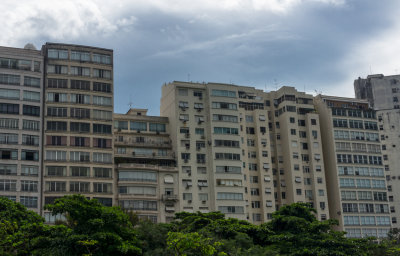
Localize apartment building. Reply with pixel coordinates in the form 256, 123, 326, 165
315, 95, 391, 238
161, 82, 329, 223
0, 45, 43, 214
41, 43, 114, 221
114, 108, 178, 223
355, 74, 400, 228
268, 87, 329, 221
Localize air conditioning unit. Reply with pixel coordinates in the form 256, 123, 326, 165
202, 200, 206, 204
188, 200, 192, 203
201, 135, 205, 139
184, 159, 188, 163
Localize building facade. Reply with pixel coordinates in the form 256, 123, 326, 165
0, 45, 43, 214
41, 43, 114, 222
114, 108, 179, 223
315, 95, 391, 238
161, 82, 329, 223
355, 74, 400, 228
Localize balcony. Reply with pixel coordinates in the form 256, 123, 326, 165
114, 139, 171, 148
162, 194, 179, 202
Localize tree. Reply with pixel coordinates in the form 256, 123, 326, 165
265, 203, 380, 256
43, 195, 142, 255
167, 231, 225, 256
0, 197, 47, 255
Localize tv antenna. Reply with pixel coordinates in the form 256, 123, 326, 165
128, 94, 133, 109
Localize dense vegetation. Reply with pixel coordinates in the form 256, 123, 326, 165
1, 195, 400, 255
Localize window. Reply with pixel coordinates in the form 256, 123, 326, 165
92, 53, 111, 64
0, 118, 18, 129
218, 206, 244, 214
214, 127, 238, 135
93, 183, 112, 193
216, 166, 241, 174
0, 164, 17, 175
0, 103, 19, 115
46, 150, 66, 161
215, 153, 240, 160
130, 121, 147, 131
340, 178, 355, 187
23, 105, 40, 116
21, 180, 38, 192
71, 51, 90, 61
0, 88, 19, 100
70, 66, 90, 76
70, 151, 90, 162
70, 182, 90, 192
0, 73, 20, 85
94, 168, 112, 178
47, 65, 68, 74
333, 119, 348, 128
93, 138, 111, 148
48, 49, 68, 59
47, 92, 67, 102
71, 80, 90, 90
341, 191, 357, 200
45, 181, 66, 192
93, 96, 112, 106
93, 82, 111, 93
120, 200, 157, 211
342, 203, 358, 213
0, 133, 18, 144
0, 149, 17, 160
71, 94, 90, 104
47, 78, 67, 88
93, 124, 112, 134
70, 122, 90, 133
47, 166, 66, 176
93, 69, 111, 79
217, 192, 243, 200
211, 89, 236, 97
212, 114, 238, 123
92, 153, 111, 163
71, 108, 91, 119
20, 195, 38, 208
344, 216, 360, 226
70, 166, 89, 177
149, 123, 166, 132
21, 150, 39, 161
47, 107, 67, 117
212, 102, 237, 110
118, 171, 156, 182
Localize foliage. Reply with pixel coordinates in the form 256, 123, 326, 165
2, 196, 397, 256
43, 195, 142, 255
167, 231, 226, 256
0, 197, 46, 255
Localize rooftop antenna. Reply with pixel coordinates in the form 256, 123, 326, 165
187, 73, 190, 82
128, 94, 133, 109
274, 79, 278, 91
369, 65, 372, 75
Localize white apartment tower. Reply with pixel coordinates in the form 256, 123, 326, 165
161, 82, 329, 223
315, 95, 391, 238
41, 43, 114, 221
0, 45, 43, 214
355, 74, 400, 228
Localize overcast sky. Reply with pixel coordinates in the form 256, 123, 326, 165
2, 0, 399, 115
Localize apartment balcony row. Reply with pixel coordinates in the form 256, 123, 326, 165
114, 139, 171, 148
117, 163, 178, 172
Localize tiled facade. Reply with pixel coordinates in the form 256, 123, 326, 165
114, 109, 179, 223
315, 95, 391, 238
41, 43, 114, 222
0, 45, 43, 214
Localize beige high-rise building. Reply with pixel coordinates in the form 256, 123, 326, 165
161, 81, 329, 223
114, 108, 179, 223
355, 74, 400, 228
41, 43, 114, 222
315, 95, 391, 238
0, 45, 43, 214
